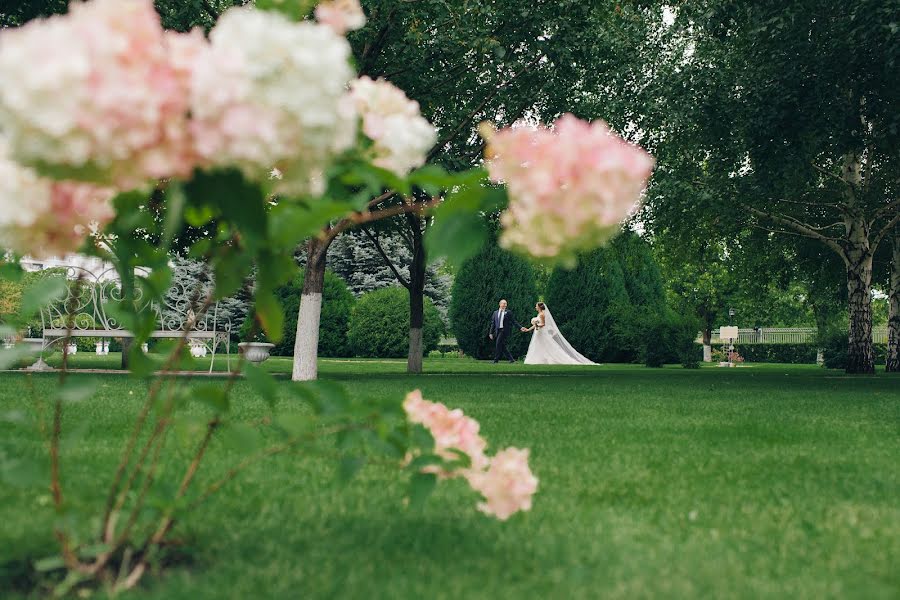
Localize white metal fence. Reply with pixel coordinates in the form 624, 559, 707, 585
703, 327, 889, 345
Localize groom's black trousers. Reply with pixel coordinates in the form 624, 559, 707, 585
494, 327, 515, 362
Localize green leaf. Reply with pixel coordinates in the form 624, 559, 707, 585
408, 164, 454, 195
243, 362, 278, 408
0, 260, 24, 282
0, 345, 34, 370
337, 456, 366, 483
254, 0, 314, 20
60, 420, 92, 452
220, 422, 263, 453
275, 414, 315, 438
127, 343, 155, 379
269, 202, 355, 250
255, 291, 284, 343
0, 455, 47, 488
34, 555, 66, 573
56, 378, 96, 403
407, 472, 437, 510
426, 211, 488, 267
162, 184, 187, 249
193, 384, 230, 413
20, 275, 67, 318
212, 248, 253, 300
407, 453, 443, 472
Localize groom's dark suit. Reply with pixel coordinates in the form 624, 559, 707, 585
489, 308, 523, 363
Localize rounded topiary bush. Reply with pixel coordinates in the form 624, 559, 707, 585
449, 236, 538, 360
241, 269, 355, 357
348, 286, 443, 358
545, 246, 629, 363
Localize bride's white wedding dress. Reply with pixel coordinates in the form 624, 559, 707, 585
523, 307, 597, 365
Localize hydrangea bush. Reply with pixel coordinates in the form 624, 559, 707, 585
0, 0, 651, 593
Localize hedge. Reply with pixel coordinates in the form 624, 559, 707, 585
348, 286, 444, 358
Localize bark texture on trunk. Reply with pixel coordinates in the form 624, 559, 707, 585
407, 215, 426, 374
702, 328, 712, 363
292, 238, 328, 382
887, 232, 900, 372
843, 215, 875, 374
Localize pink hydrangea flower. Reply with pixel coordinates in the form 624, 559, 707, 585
403, 390, 489, 471
403, 390, 538, 520
482, 114, 654, 264
189, 6, 356, 197
465, 447, 539, 521
0, 0, 200, 189
0, 144, 114, 258
349, 77, 437, 177
315, 0, 367, 35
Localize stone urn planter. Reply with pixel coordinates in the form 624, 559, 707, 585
22, 338, 51, 371
238, 342, 274, 364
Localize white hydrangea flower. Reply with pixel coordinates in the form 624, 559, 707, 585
190, 7, 357, 197
349, 76, 438, 176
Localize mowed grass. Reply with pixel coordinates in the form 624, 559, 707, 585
1, 359, 898, 599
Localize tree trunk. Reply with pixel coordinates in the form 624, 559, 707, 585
120, 338, 131, 370
887, 232, 900, 372
291, 238, 328, 382
702, 328, 712, 362
407, 215, 426, 374
844, 216, 875, 374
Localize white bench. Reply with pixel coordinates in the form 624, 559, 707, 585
34, 264, 231, 373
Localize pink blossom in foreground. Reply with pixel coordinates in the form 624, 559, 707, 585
315, 0, 367, 35
189, 7, 356, 196
481, 114, 654, 263
0, 0, 199, 189
349, 77, 437, 177
403, 390, 489, 471
465, 447, 539, 521
0, 145, 114, 258
403, 390, 537, 520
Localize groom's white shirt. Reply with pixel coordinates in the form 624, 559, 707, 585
499, 309, 506, 328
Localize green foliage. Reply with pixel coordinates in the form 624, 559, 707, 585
348, 287, 444, 358
241, 270, 355, 358
545, 246, 629, 363
732, 344, 819, 364
641, 312, 701, 369
610, 231, 667, 312
449, 236, 538, 360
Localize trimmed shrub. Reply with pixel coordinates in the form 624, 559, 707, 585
348, 286, 444, 358
241, 269, 355, 357
731, 344, 818, 364
545, 246, 629, 362
820, 329, 887, 369
643, 312, 701, 368
449, 237, 538, 360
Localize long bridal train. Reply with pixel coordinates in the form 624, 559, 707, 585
523, 306, 597, 366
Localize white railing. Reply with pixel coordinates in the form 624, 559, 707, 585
703, 327, 889, 345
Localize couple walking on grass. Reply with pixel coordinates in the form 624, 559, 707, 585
488, 299, 596, 366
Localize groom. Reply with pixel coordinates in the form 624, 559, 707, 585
488, 299, 526, 363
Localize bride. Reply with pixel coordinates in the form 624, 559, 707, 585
523, 303, 597, 365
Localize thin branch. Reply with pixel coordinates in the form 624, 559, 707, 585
873, 211, 900, 251
327, 198, 440, 242
361, 226, 410, 289
873, 198, 900, 221
426, 54, 546, 161
811, 162, 853, 189
746, 205, 845, 257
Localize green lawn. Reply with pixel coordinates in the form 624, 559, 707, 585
1, 359, 898, 599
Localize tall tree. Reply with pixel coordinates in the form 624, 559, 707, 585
631, 1, 899, 374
